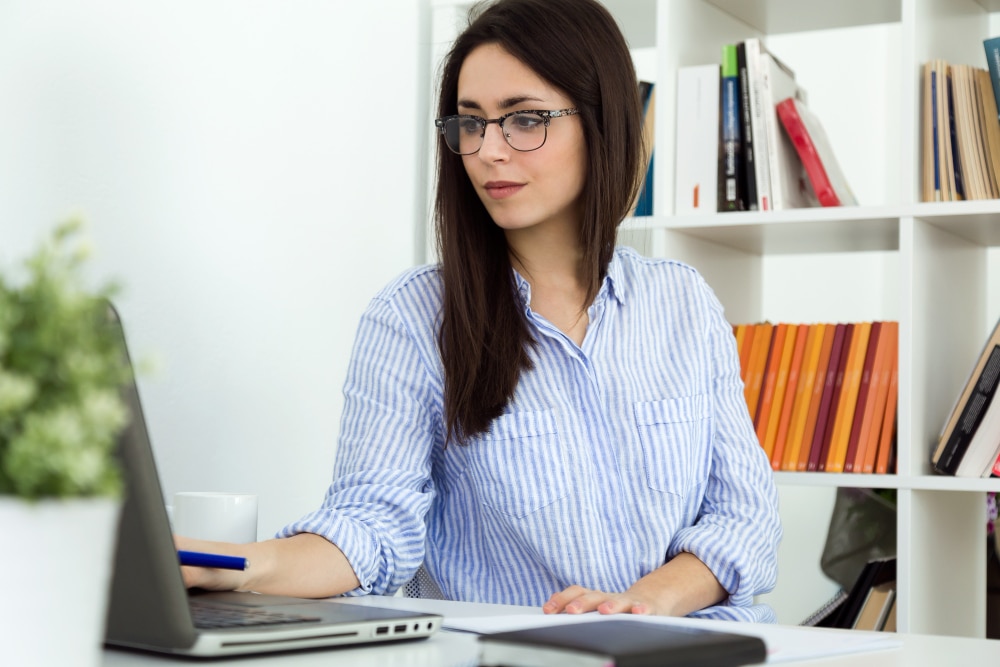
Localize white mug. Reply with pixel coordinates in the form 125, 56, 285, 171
172, 491, 258, 543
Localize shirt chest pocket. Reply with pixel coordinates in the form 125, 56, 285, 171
467, 409, 569, 519
634, 395, 712, 496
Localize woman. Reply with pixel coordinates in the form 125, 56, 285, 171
181, 0, 781, 622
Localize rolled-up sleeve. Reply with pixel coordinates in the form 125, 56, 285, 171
667, 276, 782, 622
278, 292, 440, 596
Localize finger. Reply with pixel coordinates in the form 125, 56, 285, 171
596, 597, 635, 614
563, 590, 615, 614
542, 585, 591, 614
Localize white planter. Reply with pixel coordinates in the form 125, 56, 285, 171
0, 496, 121, 667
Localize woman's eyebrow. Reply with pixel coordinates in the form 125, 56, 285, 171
457, 94, 546, 112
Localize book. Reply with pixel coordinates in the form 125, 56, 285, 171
755, 323, 788, 442
853, 581, 896, 631
799, 323, 836, 471
984, 36, 1000, 119
763, 323, 799, 462
953, 388, 1000, 477
674, 66, 719, 214
826, 321, 872, 473
634, 81, 656, 215
974, 67, 1000, 197
945, 63, 964, 200
736, 41, 758, 210
813, 323, 853, 472
719, 44, 743, 211
844, 322, 883, 473
477, 619, 768, 667
737, 323, 755, 384
776, 97, 857, 207
742, 38, 773, 210
771, 323, 809, 470
744, 322, 773, 422
801, 587, 848, 627
759, 52, 811, 209
932, 316, 1000, 475
782, 323, 825, 471
874, 353, 899, 475
922, 62, 938, 201
857, 322, 896, 474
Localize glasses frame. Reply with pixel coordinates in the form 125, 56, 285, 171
434, 108, 579, 155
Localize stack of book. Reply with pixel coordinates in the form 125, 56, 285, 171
932, 316, 1000, 478
805, 556, 897, 631
920, 37, 1000, 202
674, 39, 856, 214
735, 321, 899, 474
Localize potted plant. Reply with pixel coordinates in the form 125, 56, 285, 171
0, 219, 132, 667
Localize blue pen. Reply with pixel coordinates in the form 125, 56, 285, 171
178, 550, 249, 570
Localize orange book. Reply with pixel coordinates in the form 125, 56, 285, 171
812, 323, 852, 472
798, 323, 837, 471
770, 324, 809, 469
744, 323, 773, 420
782, 323, 825, 471
844, 321, 883, 472
826, 321, 871, 473
861, 322, 898, 473
735, 323, 749, 382
755, 323, 788, 448
874, 327, 900, 474
738, 323, 756, 384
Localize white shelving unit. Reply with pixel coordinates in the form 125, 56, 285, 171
427, 0, 1000, 639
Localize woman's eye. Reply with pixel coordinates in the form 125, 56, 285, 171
510, 113, 543, 130
458, 118, 482, 134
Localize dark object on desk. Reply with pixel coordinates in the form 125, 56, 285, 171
102, 302, 442, 658
477, 618, 767, 667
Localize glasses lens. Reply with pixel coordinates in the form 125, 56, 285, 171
443, 116, 484, 155
503, 112, 547, 151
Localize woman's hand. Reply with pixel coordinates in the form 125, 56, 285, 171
174, 535, 256, 591
542, 552, 727, 617
542, 585, 661, 615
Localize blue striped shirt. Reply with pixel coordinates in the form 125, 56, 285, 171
279, 246, 781, 622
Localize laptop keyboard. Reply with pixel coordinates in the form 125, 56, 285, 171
190, 600, 322, 629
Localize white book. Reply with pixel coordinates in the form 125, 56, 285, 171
674, 63, 720, 214
759, 51, 812, 210
744, 38, 772, 210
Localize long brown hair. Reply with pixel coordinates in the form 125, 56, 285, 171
434, 0, 645, 445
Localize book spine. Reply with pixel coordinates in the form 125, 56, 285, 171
719, 44, 743, 212
983, 37, 1000, 123
745, 38, 772, 210
935, 345, 1000, 475
737, 42, 758, 210
947, 68, 966, 200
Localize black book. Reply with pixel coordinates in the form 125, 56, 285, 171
477, 618, 767, 667
737, 41, 758, 210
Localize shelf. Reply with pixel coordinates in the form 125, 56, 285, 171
775, 472, 1000, 492
626, 206, 901, 254
704, 0, 901, 35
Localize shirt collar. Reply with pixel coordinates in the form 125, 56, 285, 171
510, 249, 628, 308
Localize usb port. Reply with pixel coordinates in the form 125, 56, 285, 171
393, 624, 407, 633
375, 626, 389, 635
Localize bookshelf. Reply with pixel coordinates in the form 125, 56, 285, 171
427, 0, 1000, 639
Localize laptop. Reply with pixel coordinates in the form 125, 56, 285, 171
103, 303, 442, 657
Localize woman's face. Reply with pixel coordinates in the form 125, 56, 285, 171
456, 43, 587, 237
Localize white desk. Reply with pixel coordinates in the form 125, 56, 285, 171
102, 596, 1000, 666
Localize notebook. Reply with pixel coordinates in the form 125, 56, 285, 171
103, 303, 442, 657
478, 618, 767, 667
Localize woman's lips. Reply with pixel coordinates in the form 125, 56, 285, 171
484, 181, 524, 199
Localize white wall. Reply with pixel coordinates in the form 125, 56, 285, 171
0, 0, 429, 537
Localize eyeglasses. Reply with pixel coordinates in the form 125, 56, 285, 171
434, 108, 579, 155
